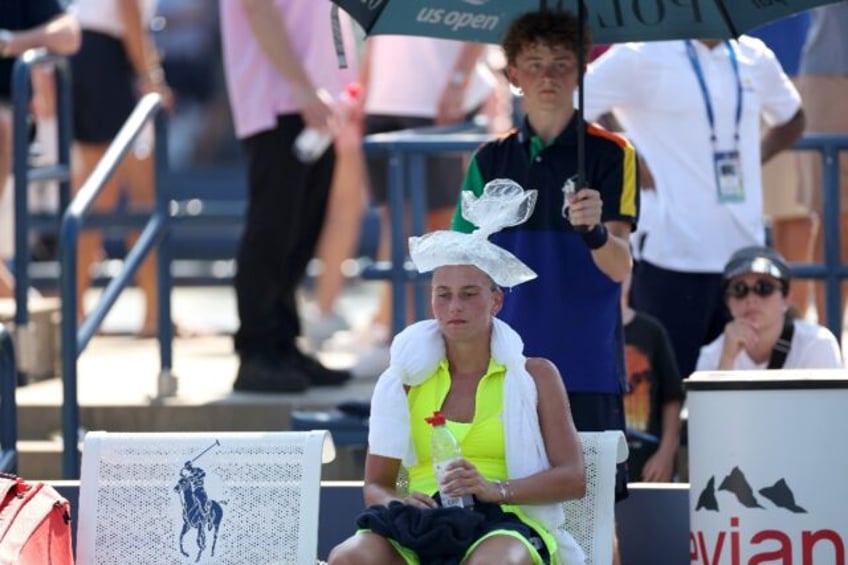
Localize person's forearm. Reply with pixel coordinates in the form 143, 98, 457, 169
450, 43, 485, 88
504, 463, 586, 505
718, 348, 737, 370
657, 401, 682, 458
240, 0, 313, 93
6, 13, 80, 56
117, 0, 161, 84
761, 109, 805, 164
589, 223, 633, 283
363, 482, 403, 507
359, 40, 372, 93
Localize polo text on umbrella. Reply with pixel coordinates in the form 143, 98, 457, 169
595, 0, 705, 29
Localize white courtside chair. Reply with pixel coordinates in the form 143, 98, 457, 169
562, 431, 629, 565
76, 430, 335, 564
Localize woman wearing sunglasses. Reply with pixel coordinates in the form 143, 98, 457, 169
695, 246, 843, 371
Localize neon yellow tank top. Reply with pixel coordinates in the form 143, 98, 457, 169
407, 358, 507, 495
406, 359, 557, 561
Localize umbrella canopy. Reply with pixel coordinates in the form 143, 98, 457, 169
333, 0, 841, 46
332, 0, 845, 185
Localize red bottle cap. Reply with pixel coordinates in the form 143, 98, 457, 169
345, 82, 362, 100
425, 411, 446, 426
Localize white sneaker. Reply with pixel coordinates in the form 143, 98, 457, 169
304, 311, 349, 349
351, 344, 390, 380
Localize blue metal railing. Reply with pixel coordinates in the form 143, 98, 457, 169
787, 133, 848, 339
363, 131, 848, 341
12, 50, 72, 339
11, 50, 181, 479
58, 93, 172, 478
0, 324, 17, 473
363, 129, 492, 334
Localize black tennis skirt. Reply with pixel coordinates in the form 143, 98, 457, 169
71, 30, 136, 144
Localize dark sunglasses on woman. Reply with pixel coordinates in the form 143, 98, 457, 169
726, 279, 781, 300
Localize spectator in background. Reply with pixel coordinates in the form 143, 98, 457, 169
220, 0, 354, 393
0, 1, 80, 298
621, 274, 683, 483
152, 0, 233, 169
348, 36, 497, 379
303, 20, 367, 352
795, 4, 848, 329
69, 0, 173, 337
584, 36, 805, 379
307, 102, 367, 351
454, 11, 639, 516
696, 246, 843, 371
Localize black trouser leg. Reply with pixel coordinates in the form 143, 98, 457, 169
234, 115, 335, 359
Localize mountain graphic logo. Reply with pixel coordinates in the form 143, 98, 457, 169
696, 466, 807, 514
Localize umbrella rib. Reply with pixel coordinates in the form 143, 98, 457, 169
714, 0, 740, 37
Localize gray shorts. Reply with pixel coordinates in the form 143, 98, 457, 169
364, 113, 472, 211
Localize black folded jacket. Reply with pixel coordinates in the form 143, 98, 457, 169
355, 494, 548, 565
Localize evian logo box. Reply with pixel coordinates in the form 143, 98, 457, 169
685, 370, 848, 565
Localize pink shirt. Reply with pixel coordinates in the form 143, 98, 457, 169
220, 0, 358, 139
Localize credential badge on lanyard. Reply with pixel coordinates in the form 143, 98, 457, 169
686, 40, 745, 203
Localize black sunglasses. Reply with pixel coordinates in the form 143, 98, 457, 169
725, 279, 781, 300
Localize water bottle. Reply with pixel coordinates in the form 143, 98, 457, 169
293, 82, 362, 163
426, 411, 474, 510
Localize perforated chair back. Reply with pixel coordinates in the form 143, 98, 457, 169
77, 430, 335, 564
562, 431, 628, 565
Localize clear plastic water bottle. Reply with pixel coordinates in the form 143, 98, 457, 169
293, 82, 362, 163
426, 411, 474, 510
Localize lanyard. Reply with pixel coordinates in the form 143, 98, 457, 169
331, 4, 348, 69
685, 40, 742, 148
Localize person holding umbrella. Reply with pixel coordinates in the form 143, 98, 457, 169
452, 10, 638, 503
583, 34, 805, 381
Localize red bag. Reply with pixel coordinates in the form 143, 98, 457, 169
0, 474, 74, 565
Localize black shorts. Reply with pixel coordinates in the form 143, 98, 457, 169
568, 391, 629, 502
72, 30, 136, 144
365, 113, 473, 211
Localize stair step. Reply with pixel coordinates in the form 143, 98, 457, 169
16, 403, 300, 440
17, 440, 63, 479
16, 438, 365, 481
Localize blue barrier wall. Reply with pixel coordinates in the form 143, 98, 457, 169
52, 481, 691, 564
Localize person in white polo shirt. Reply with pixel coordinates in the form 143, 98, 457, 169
696, 246, 842, 371
583, 37, 805, 379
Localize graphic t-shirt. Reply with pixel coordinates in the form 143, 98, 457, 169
623, 311, 684, 479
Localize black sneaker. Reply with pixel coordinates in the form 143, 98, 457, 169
233, 355, 309, 393
293, 351, 351, 387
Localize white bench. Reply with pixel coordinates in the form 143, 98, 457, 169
564, 431, 629, 565
76, 430, 335, 564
